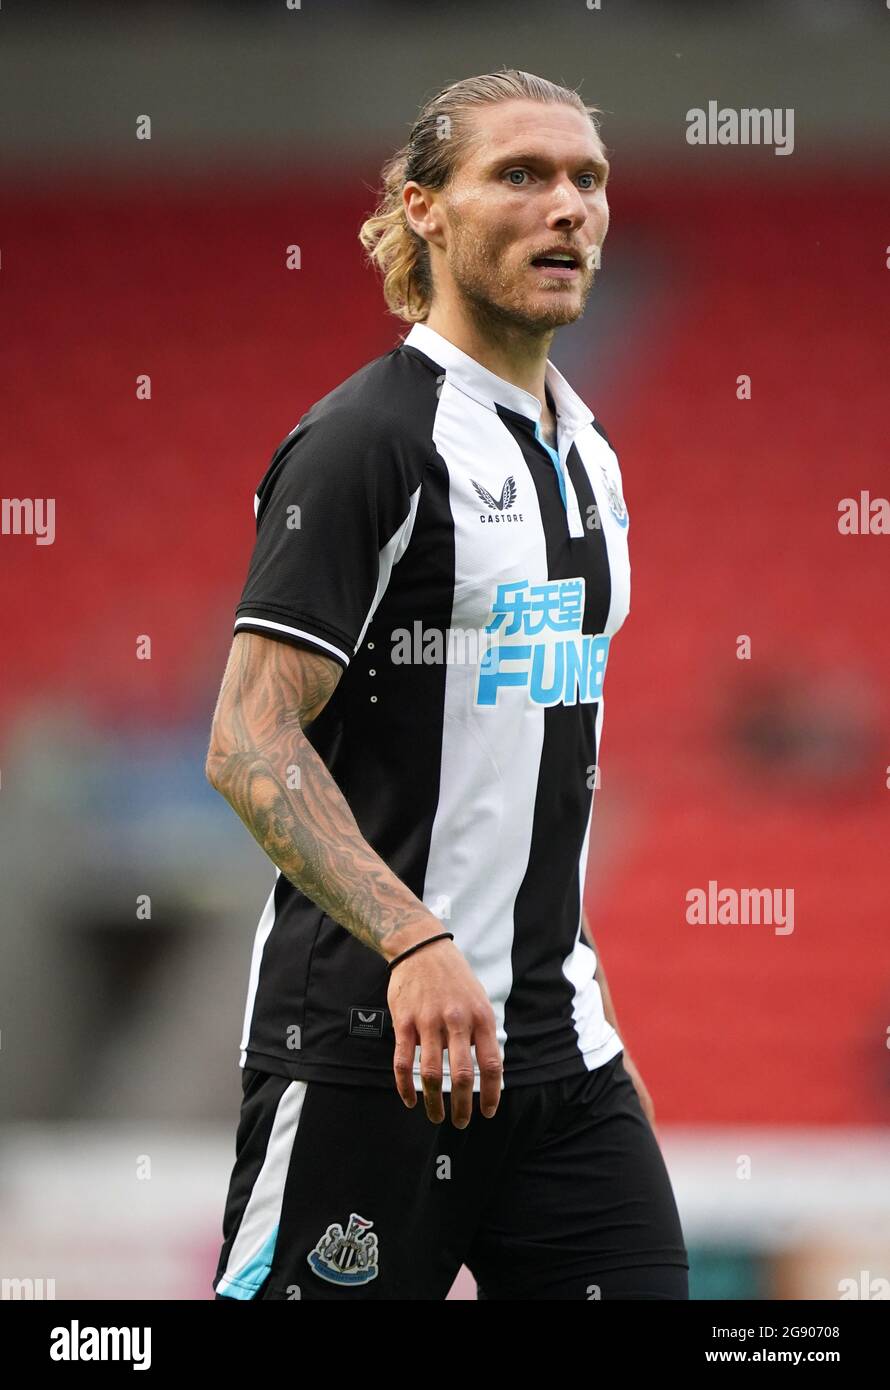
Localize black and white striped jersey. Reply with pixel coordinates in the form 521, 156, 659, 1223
231, 321, 631, 1090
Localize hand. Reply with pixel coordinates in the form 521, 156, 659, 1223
387, 935, 502, 1128
622, 1051, 655, 1127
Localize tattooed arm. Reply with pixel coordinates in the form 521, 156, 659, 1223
205, 631, 436, 958
205, 631, 501, 1125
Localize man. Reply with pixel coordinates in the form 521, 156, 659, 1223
207, 68, 688, 1300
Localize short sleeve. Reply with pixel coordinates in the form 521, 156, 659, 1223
234, 406, 424, 669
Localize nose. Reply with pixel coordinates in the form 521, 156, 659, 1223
546, 178, 589, 230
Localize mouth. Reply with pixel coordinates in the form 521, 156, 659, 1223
529, 251, 582, 281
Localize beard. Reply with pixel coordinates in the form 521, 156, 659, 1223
444, 213, 598, 339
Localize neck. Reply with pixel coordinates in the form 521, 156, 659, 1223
424, 297, 554, 409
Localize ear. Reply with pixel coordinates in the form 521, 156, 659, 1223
404, 182, 445, 250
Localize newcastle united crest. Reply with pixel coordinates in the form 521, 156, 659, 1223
600, 463, 628, 528
307, 1212, 379, 1286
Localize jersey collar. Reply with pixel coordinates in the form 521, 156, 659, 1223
403, 321, 594, 432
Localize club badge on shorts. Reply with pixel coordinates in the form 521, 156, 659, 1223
307, 1212, 379, 1285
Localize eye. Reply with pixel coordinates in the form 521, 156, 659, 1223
504, 168, 529, 185
578, 172, 600, 190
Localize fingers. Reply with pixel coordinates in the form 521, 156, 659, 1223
392, 1024, 418, 1109
474, 1015, 503, 1119
444, 1024, 475, 1129
418, 1026, 445, 1124
394, 1020, 503, 1124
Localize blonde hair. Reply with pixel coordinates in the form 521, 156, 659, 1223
358, 69, 604, 324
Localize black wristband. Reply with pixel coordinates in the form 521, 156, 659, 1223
386, 931, 454, 973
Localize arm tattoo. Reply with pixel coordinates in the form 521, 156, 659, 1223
206, 632, 425, 957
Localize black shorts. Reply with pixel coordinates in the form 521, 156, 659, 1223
213, 1051, 689, 1301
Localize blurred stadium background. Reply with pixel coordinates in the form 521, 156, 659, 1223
1, 0, 889, 1301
